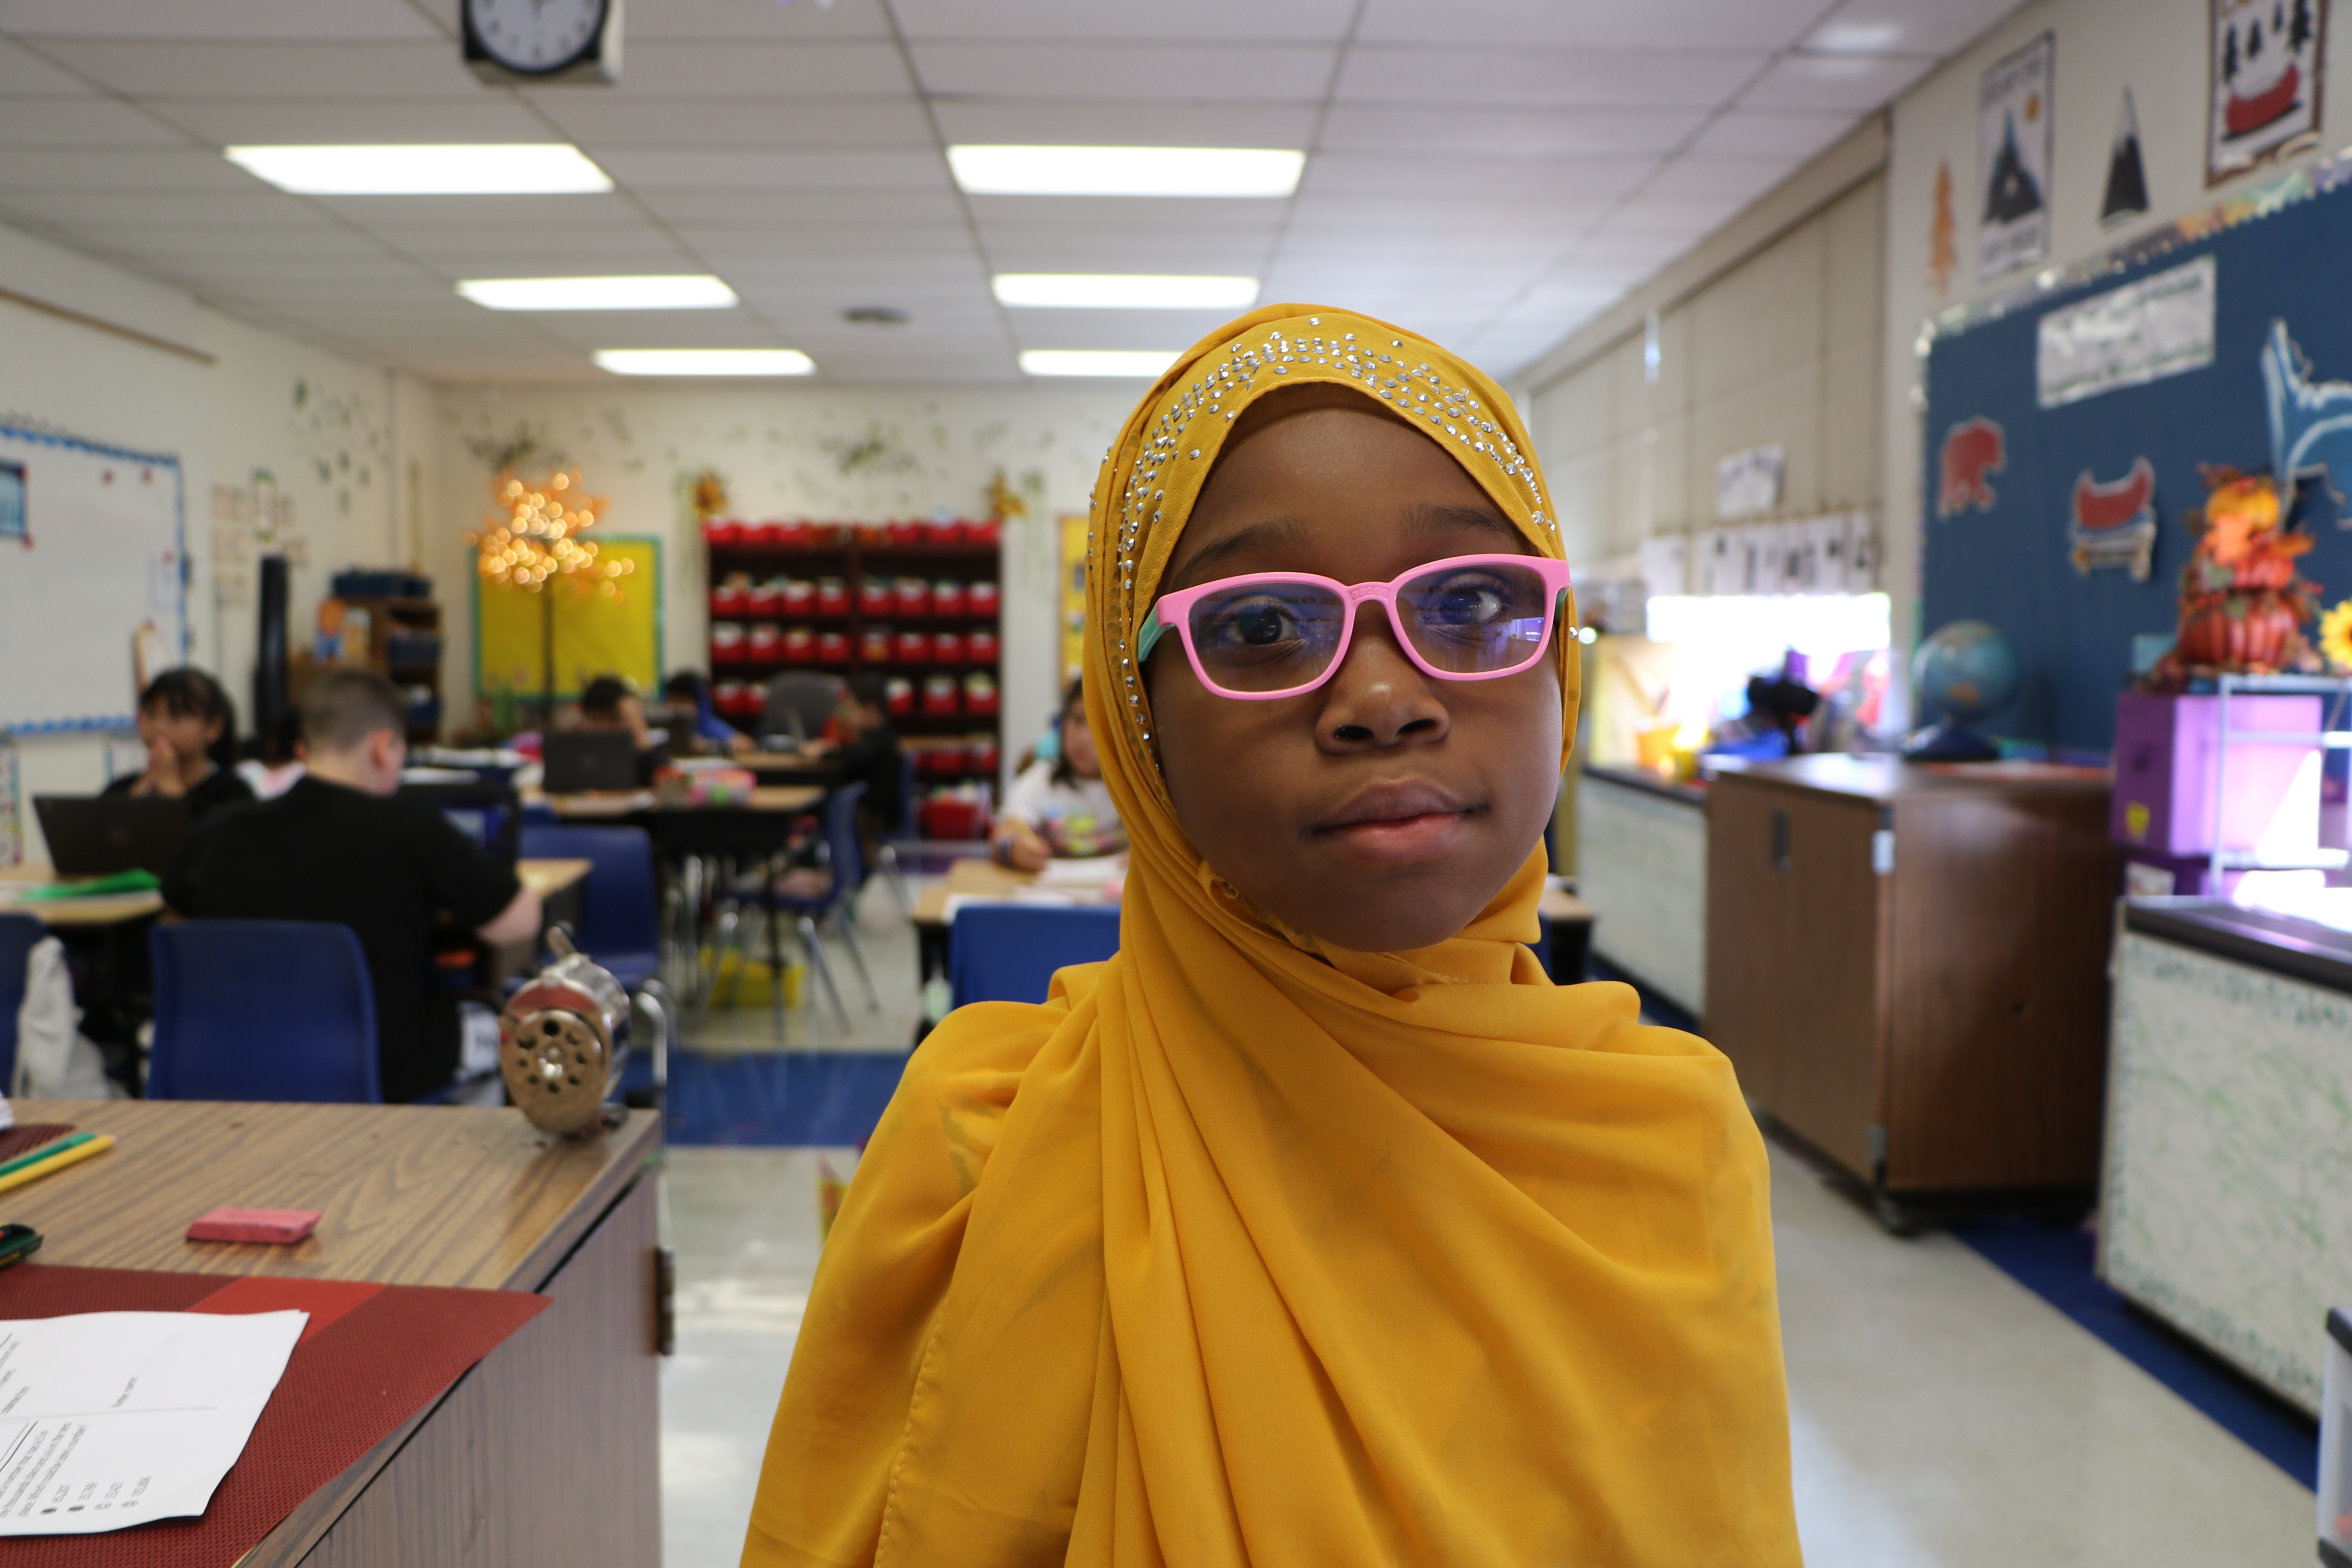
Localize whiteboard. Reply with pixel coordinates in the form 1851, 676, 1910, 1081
0, 423, 186, 734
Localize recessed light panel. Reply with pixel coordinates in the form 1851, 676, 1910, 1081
1019, 349, 1181, 378
459, 276, 738, 311
594, 349, 815, 376
949, 145, 1304, 198
994, 274, 1259, 310
224, 144, 612, 195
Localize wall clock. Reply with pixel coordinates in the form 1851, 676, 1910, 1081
463, 0, 623, 84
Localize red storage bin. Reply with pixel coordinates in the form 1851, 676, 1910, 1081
886, 520, 924, 548
926, 518, 966, 547
931, 579, 967, 616
852, 521, 889, 547
968, 580, 1000, 616
919, 792, 988, 840
927, 743, 967, 777
712, 584, 750, 617
781, 625, 816, 665
894, 577, 931, 617
746, 623, 784, 662
779, 578, 815, 615
815, 576, 849, 615
921, 674, 960, 717
896, 630, 931, 665
966, 628, 998, 664
860, 625, 894, 664
747, 582, 783, 617
859, 577, 894, 615
965, 519, 1001, 547
704, 518, 744, 548
751, 521, 787, 547
776, 520, 814, 548
884, 677, 914, 717
931, 631, 965, 665
711, 623, 747, 665
817, 629, 851, 664
970, 737, 1000, 776
962, 671, 998, 716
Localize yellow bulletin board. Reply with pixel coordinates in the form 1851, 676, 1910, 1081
1059, 512, 1088, 688
475, 536, 663, 700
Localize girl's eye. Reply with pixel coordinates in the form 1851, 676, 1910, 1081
1416, 573, 1516, 629
1202, 597, 1303, 649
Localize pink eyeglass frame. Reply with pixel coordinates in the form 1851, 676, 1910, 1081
1138, 552, 1576, 701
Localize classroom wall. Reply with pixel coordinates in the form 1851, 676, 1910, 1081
0, 216, 422, 862
427, 382, 1137, 787
1881, 0, 2352, 680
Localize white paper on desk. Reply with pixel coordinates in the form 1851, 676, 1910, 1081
1033, 855, 1126, 887
0, 1309, 306, 1535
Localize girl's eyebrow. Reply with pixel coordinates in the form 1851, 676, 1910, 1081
1409, 502, 1516, 541
1162, 516, 1309, 591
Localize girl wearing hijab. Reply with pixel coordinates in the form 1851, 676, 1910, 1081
741, 307, 1801, 1567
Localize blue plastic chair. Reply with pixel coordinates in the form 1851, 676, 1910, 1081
149, 921, 380, 1102
0, 913, 46, 1090
948, 903, 1121, 1008
519, 824, 661, 989
770, 782, 878, 1023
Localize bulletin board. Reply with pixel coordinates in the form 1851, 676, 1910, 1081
1924, 157, 2352, 754
1058, 512, 1088, 688
0, 423, 185, 733
473, 537, 662, 701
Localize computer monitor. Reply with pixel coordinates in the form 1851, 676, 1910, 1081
542, 731, 642, 793
396, 776, 522, 866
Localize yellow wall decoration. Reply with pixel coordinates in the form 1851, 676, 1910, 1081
1059, 511, 1089, 689
477, 536, 663, 701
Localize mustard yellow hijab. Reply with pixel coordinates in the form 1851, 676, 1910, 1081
743, 307, 1800, 1568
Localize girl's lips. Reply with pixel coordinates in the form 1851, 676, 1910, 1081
1321, 809, 1468, 863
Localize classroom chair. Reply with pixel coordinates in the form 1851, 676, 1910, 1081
867, 748, 920, 918
149, 920, 380, 1102
708, 783, 874, 1028
948, 903, 1121, 1008
0, 913, 45, 1090
517, 822, 674, 1102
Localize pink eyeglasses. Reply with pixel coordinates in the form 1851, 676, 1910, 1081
1138, 552, 1574, 700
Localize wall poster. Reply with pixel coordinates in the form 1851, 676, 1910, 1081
2209, 0, 2324, 184
1979, 32, 2055, 281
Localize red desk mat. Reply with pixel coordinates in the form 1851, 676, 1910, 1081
0, 1264, 549, 1566
0, 1127, 76, 1165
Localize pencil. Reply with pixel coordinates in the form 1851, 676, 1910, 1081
0, 1132, 95, 1183
0, 1134, 113, 1195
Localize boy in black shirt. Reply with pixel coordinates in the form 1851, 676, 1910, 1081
164, 670, 541, 1102
828, 673, 903, 834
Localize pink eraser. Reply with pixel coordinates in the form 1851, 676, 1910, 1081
187, 1207, 320, 1245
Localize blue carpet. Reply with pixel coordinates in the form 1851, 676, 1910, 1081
630, 1049, 911, 1146
1950, 1215, 2318, 1487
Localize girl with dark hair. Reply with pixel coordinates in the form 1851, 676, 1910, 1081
992, 677, 1125, 869
102, 667, 253, 821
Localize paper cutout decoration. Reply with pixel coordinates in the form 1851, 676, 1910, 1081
0, 461, 23, 546
1978, 34, 2054, 279
2209, 0, 2324, 183
1929, 160, 1957, 296
2260, 319, 2352, 501
2102, 88, 2150, 227
1938, 418, 2007, 518
2070, 458, 2158, 579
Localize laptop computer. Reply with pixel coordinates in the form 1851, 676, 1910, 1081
398, 774, 523, 866
542, 731, 643, 793
34, 796, 193, 877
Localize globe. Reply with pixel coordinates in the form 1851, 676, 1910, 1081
1913, 619, 2019, 724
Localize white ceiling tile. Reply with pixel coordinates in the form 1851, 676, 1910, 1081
68, 223, 392, 259
1301, 152, 1653, 202
686, 224, 974, 262
1571, 223, 1709, 263
1688, 108, 1853, 162
301, 190, 637, 226
1321, 104, 1705, 157
0, 147, 253, 189
1282, 188, 1609, 236
619, 0, 894, 42
390, 238, 695, 273
0, 0, 441, 41
535, 98, 933, 151
151, 97, 549, 145
1605, 191, 1747, 233
1357, 0, 1829, 52
594, 149, 948, 191
928, 102, 1319, 149
1008, 312, 1233, 352
0, 186, 322, 227
1641, 152, 1801, 198
910, 42, 1333, 102
1803, 0, 2025, 58
0, 36, 95, 93
640, 187, 963, 225
561, 41, 912, 99
0, 99, 183, 147
891, 0, 1357, 44
34, 40, 481, 97
1743, 52, 1932, 112
1335, 46, 1766, 107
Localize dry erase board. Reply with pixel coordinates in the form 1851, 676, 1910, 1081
0, 423, 186, 734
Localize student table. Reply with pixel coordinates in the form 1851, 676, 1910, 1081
0, 1097, 661, 1565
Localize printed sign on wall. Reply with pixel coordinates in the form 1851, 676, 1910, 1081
1979, 32, 2055, 280
2209, 0, 2324, 184
2037, 256, 2217, 407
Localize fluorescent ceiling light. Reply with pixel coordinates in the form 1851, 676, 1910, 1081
459, 275, 738, 311
949, 145, 1304, 198
1020, 349, 1180, 378
595, 349, 814, 377
224, 143, 611, 195
994, 274, 1259, 310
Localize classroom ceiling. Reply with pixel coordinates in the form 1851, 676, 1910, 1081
0, 0, 2021, 386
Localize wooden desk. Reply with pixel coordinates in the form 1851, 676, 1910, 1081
0, 865, 163, 927
544, 785, 822, 818
4, 1099, 662, 1565
518, 857, 592, 899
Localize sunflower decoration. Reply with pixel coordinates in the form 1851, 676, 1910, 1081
2322, 599, 2352, 674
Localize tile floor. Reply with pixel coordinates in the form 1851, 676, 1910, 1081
654, 880, 2317, 1566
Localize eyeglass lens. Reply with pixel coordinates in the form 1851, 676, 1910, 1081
1186, 560, 1554, 693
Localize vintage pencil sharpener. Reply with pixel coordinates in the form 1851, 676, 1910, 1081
499, 928, 641, 1136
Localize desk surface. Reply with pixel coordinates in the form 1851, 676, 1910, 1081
913, 858, 1593, 930
518, 856, 591, 898
0, 1099, 658, 1291
543, 784, 822, 818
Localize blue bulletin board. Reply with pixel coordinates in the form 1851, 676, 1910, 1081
1923, 156, 2352, 756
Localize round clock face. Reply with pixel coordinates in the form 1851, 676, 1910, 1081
467, 0, 607, 74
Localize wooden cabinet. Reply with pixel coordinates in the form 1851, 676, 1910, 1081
1704, 756, 2115, 1197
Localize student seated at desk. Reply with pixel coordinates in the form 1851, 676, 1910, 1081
992, 678, 1125, 870
163, 670, 541, 1102
662, 670, 753, 756
578, 674, 665, 784
102, 668, 254, 821
822, 673, 904, 833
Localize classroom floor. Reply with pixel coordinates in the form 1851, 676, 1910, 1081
652, 876, 2315, 1567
